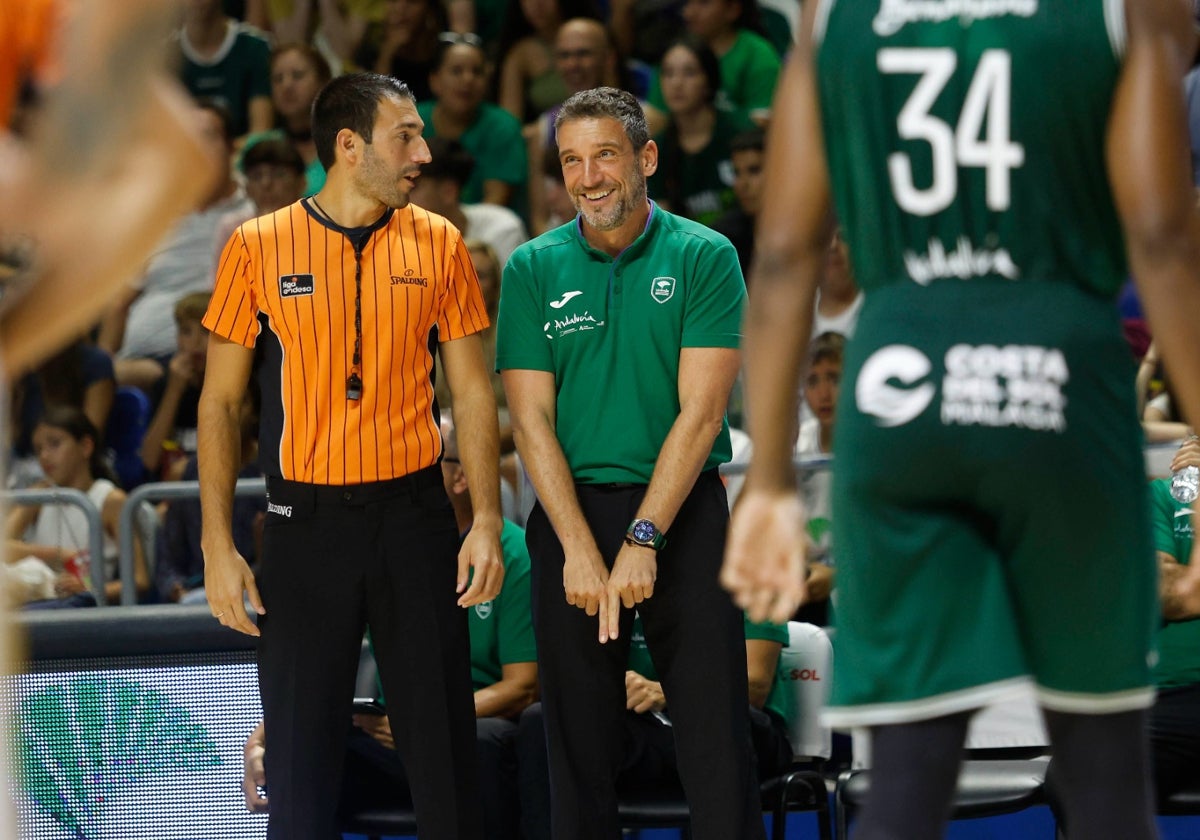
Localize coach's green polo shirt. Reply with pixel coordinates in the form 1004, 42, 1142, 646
496, 203, 745, 484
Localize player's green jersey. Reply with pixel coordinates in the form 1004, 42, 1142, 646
814, 1, 1129, 297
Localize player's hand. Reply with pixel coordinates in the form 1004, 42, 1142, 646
625, 670, 666, 714
457, 516, 504, 607
604, 544, 656, 642
721, 488, 808, 624
562, 539, 610, 635
242, 724, 268, 813
203, 545, 265, 637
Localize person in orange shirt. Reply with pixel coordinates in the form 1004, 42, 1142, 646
198, 72, 505, 840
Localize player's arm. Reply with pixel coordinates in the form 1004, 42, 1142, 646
0, 0, 219, 375
473, 661, 539, 720
746, 638, 783, 710
198, 335, 264, 636
721, 3, 830, 623
503, 368, 612, 632
1112, 0, 1200, 613
1158, 551, 1198, 622
441, 333, 505, 606
603, 345, 739, 641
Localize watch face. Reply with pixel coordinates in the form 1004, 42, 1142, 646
632, 520, 657, 542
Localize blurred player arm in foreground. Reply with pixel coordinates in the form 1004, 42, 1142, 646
0, 0, 219, 376
720, 1, 828, 624
1110, 1, 1200, 614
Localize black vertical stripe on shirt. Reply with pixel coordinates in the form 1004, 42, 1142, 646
316, 212, 334, 485
256, 313, 285, 479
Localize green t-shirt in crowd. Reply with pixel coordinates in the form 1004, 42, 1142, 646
627, 612, 790, 724
416, 100, 528, 205
468, 518, 537, 691
649, 29, 781, 118
376, 518, 536, 702
648, 108, 755, 227
1150, 479, 1200, 689
496, 204, 744, 484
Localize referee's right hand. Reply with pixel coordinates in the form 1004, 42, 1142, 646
205, 547, 265, 636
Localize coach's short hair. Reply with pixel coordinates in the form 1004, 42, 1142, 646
554, 87, 649, 151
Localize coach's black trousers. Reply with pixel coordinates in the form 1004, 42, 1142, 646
258, 469, 480, 840
525, 469, 764, 840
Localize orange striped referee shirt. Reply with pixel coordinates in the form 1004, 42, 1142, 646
204, 199, 489, 485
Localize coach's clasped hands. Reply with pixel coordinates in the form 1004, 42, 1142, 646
562, 537, 657, 645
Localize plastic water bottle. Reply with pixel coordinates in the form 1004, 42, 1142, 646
1171, 465, 1200, 504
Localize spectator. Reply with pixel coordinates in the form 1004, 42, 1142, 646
647, 35, 753, 227
529, 145, 579, 236
156, 386, 263, 606
1051, 436, 1200, 830
419, 37, 529, 209
240, 411, 531, 835
608, 0, 684, 68
813, 227, 862, 340
646, 0, 780, 124
526, 18, 620, 151
495, 0, 600, 122
347, 0, 447, 103
241, 138, 310, 215
712, 127, 764, 276
243, 0, 386, 63
410, 137, 530, 268
98, 100, 255, 392
178, 0, 274, 139
793, 332, 842, 626
140, 293, 212, 483
241, 43, 333, 196
6, 406, 150, 605
10, 338, 115, 480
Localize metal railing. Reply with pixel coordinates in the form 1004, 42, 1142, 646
4, 488, 107, 605
117, 477, 266, 606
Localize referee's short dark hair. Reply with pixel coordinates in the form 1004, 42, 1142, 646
422, 138, 476, 188
312, 73, 415, 171
555, 87, 649, 151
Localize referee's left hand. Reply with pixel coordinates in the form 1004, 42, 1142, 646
457, 517, 504, 607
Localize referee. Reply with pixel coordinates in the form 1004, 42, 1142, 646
199, 73, 504, 840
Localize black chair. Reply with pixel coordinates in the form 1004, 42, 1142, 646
834, 752, 1049, 840
339, 807, 418, 840
1160, 780, 1200, 817
619, 764, 832, 840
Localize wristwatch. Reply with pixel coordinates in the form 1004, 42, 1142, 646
625, 518, 666, 550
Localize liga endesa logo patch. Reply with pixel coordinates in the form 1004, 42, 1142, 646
279, 274, 315, 297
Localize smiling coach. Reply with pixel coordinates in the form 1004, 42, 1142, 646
496, 87, 758, 840
198, 73, 504, 840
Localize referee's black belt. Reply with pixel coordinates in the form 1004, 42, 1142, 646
267, 463, 443, 507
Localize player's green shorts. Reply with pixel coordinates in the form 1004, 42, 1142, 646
823, 279, 1156, 728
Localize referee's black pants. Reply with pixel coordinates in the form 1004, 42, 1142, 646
258, 468, 480, 840
525, 469, 765, 840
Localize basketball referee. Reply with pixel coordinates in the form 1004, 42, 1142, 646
199, 73, 504, 840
